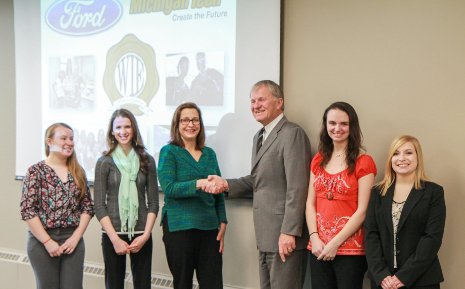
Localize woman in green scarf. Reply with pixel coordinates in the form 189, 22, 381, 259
94, 109, 159, 289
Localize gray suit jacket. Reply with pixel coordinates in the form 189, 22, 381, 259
228, 116, 311, 252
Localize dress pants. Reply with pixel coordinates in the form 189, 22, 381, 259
162, 217, 223, 289
258, 249, 307, 289
27, 228, 85, 289
101, 233, 153, 289
309, 253, 367, 289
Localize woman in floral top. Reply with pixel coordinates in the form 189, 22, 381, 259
305, 102, 376, 289
20, 122, 94, 289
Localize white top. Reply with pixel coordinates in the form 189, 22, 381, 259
263, 113, 284, 142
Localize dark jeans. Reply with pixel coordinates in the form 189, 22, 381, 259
162, 217, 223, 289
309, 253, 367, 289
27, 228, 85, 289
101, 233, 153, 289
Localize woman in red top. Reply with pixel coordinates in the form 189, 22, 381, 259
305, 102, 376, 289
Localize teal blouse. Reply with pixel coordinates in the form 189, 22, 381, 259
158, 144, 227, 232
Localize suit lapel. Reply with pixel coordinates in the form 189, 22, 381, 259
252, 116, 287, 170
383, 185, 395, 235
397, 186, 424, 232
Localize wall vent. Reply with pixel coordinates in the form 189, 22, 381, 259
0, 251, 22, 263
0, 248, 244, 289
82, 262, 105, 277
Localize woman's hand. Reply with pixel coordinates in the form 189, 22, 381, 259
391, 275, 405, 288
111, 236, 130, 255
203, 175, 228, 194
60, 234, 80, 255
44, 239, 63, 257
380, 275, 400, 289
310, 234, 325, 258
317, 239, 339, 261
217, 223, 227, 254
128, 234, 149, 254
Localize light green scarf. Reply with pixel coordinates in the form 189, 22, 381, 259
112, 145, 140, 240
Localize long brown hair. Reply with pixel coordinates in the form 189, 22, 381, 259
377, 135, 428, 196
104, 109, 149, 173
169, 102, 206, 149
44, 123, 87, 200
318, 101, 365, 174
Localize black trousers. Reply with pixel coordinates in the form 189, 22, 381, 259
162, 217, 223, 289
309, 253, 367, 289
101, 233, 153, 289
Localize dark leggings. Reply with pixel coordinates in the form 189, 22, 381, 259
101, 233, 153, 289
309, 253, 367, 289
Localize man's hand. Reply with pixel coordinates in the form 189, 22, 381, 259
203, 175, 228, 194
278, 233, 296, 262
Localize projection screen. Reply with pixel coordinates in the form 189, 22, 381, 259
15, 0, 281, 181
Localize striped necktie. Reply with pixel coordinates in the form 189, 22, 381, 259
256, 128, 265, 154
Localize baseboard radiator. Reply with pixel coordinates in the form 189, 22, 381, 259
0, 248, 242, 289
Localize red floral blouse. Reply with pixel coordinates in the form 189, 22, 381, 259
307, 153, 376, 255
20, 161, 94, 229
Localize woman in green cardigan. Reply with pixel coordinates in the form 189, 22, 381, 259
158, 102, 227, 289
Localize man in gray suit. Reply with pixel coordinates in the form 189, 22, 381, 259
209, 80, 311, 289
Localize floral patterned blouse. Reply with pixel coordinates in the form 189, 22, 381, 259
307, 152, 377, 255
392, 200, 406, 268
20, 161, 94, 229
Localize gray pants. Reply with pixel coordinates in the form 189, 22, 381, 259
259, 249, 307, 289
27, 228, 85, 289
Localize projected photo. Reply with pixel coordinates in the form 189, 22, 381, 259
49, 56, 96, 110
165, 52, 224, 106
73, 128, 107, 176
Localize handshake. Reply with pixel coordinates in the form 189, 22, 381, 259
200, 175, 229, 194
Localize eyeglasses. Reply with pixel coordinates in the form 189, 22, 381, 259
180, 118, 200, 125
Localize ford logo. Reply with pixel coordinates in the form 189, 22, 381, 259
45, 0, 123, 36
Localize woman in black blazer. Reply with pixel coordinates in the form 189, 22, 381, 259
365, 135, 446, 289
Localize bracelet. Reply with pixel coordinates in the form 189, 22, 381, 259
309, 231, 318, 237
42, 238, 51, 244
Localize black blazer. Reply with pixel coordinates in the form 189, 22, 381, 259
365, 181, 446, 288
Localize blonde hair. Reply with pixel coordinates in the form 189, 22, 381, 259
377, 135, 428, 196
45, 123, 87, 200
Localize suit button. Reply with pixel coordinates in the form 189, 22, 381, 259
396, 249, 400, 254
